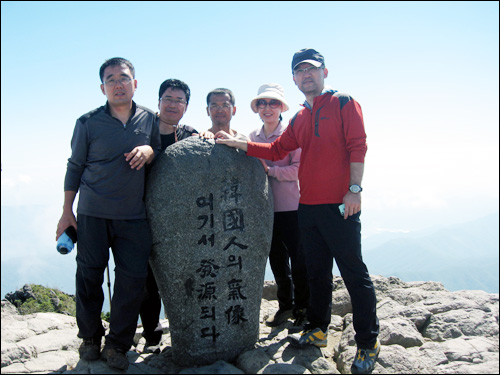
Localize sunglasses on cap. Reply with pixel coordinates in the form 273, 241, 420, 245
256, 99, 281, 109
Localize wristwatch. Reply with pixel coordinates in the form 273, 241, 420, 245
349, 184, 363, 193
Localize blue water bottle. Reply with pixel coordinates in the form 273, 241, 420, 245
56, 226, 77, 254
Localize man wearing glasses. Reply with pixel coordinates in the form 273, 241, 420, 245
138, 79, 198, 354
56, 57, 161, 370
156, 79, 198, 150
215, 48, 380, 374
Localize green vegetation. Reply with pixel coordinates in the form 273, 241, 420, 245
10, 284, 111, 322
101, 311, 111, 322
14, 284, 77, 316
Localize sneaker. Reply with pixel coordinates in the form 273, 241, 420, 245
289, 327, 328, 348
143, 340, 161, 354
265, 308, 294, 327
101, 345, 129, 370
78, 337, 101, 361
351, 340, 380, 374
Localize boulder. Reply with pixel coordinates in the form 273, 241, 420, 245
145, 137, 274, 366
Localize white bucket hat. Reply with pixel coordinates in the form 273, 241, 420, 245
250, 83, 289, 113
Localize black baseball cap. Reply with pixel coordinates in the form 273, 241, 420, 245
291, 48, 325, 72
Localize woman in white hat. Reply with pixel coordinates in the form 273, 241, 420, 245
249, 83, 309, 329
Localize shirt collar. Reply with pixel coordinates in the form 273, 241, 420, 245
302, 85, 338, 110
256, 121, 285, 139
104, 101, 137, 118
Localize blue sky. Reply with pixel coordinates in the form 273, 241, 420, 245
1, 2, 499, 295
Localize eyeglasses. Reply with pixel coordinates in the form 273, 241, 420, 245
160, 97, 187, 106
256, 99, 281, 109
209, 103, 232, 110
103, 77, 133, 86
293, 66, 322, 76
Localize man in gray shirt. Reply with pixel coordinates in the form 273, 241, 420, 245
56, 57, 161, 371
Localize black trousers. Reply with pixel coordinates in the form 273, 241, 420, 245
298, 204, 379, 348
269, 211, 309, 312
75, 214, 151, 351
138, 263, 163, 344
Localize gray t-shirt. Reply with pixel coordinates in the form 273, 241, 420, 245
64, 101, 161, 220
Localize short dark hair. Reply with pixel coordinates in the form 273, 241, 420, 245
158, 79, 191, 104
206, 88, 235, 106
99, 57, 135, 83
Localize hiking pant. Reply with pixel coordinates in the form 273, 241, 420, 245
269, 211, 309, 312
298, 204, 379, 349
75, 214, 151, 351
139, 263, 163, 344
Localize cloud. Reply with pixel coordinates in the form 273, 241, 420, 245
374, 228, 411, 234
364, 187, 448, 211
18, 174, 33, 184
1, 174, 33, 189
1, 169, 63, 206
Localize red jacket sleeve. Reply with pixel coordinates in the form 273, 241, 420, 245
342, 99, 367, 163
247, 123, 300, 161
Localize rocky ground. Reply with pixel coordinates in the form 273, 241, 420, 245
1, 275, 499, 374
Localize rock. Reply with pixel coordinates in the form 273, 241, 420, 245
377, 297, 432, 332
145, 137, 274, 366
257, 363, 311, 374
262, 281, 278, 301
1, 275, 498, 374
5, 285, 37, 307
407, 341, 449, 367
439, 337, 499, 363
236, 348, 273, 373
179, 359, 244, 374
1, 300, 18, 317
1, 308, 80, 371
378, 317, 425, 348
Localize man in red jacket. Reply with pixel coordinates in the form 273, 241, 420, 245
215, 48, 380, 374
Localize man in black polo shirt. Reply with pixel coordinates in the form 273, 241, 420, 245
138, 78, 198, 354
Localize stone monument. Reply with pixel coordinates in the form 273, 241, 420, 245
145, 136, 274, 366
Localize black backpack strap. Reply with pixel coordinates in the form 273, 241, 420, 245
332, 92, 353, 111
290, 111, 299, 128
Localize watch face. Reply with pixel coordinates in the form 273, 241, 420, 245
350, 185, 362, 193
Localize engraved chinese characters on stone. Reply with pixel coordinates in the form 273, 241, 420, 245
145, 137, 273, 366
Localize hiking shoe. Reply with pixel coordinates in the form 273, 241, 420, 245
143, 340, 161, 354
78, 337, 101, 361
265, 308, 294, 327
351, 340, 380, 374
289, 327, 328, 348
101, 345, 129, 370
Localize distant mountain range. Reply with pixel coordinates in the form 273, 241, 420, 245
362, 213, 499, 293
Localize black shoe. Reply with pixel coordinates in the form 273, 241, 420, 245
101, 345, 129, 370
293, 308, 307, 326
78, 337, 101, 361
265, 308, 294, 327
143, 340, 161, 354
